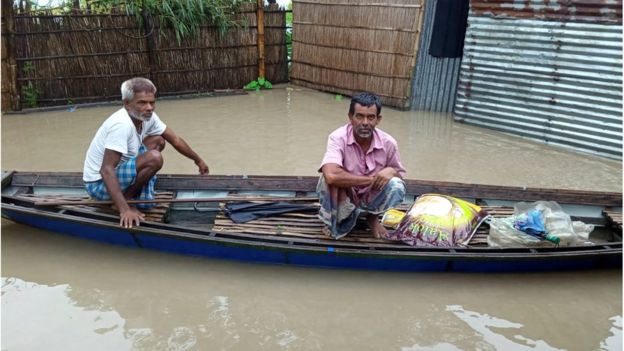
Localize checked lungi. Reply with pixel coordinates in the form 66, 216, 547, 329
84, 145, 157, 209
316, 175, 406, 239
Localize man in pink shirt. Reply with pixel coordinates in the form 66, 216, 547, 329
318, 92, 406, 239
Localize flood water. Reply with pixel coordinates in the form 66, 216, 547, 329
1, 85, 622, 350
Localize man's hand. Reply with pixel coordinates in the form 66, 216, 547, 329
196, 159, 209, 175
161, 128, 209, 175
119, 207, 145, 228
371, 167, 397, 190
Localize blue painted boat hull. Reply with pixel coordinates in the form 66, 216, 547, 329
4, 205, 620, 273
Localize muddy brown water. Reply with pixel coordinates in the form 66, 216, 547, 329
2, 85, 622, 350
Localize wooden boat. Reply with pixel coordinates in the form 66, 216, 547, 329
2, 171, 622, 272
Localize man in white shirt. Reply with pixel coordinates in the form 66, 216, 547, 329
83, 77, 209, 228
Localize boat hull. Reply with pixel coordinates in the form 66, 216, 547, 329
4, 205, 620, 273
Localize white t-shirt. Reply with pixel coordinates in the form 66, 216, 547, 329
83, 108, 167, 182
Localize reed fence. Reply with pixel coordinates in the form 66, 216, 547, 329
289, 0, 425, 109
1, 3, 288, 111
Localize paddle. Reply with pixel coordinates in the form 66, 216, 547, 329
31, 196, 319, 207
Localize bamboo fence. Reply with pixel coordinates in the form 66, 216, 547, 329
1, 3, 288, 111
289, 0, 425, 109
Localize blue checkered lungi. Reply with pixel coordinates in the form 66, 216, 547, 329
84, 145, 156, 209
317, 175, 406, 239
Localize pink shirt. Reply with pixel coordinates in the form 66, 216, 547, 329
320, 124, 406, 180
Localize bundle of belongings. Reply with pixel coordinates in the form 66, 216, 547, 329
486, 201, 594, 247
380, 195, 594, 248
383, 194, 489, 247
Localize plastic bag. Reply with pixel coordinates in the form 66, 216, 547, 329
487, 216, 548, 247
487, 201, 594, 248
387, 194, 489, 247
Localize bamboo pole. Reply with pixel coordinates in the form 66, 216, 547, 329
256, 0, 265, 78
142, 9, 158, 86
1, 0, 20, 111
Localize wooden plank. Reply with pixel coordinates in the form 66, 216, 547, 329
214, 222, 322, 235
35, 191, 177, 223
1, 171, 15, 188
33, 195, 319, 206
603, 209, 623, 230
8, 172, 622, 206
215, 219, 324, 229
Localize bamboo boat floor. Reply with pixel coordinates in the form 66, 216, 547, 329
604, 209, 623, 231
19, 192, 175, 223
211, 203, 517, 247
16, 192, 622, 247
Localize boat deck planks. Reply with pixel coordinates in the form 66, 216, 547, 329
211, 204, 517, 247
19, 192, 176, 223
604, 209, 623, 231
14, 189, 617, 248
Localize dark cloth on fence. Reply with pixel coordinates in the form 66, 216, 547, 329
429, 0, 470, 58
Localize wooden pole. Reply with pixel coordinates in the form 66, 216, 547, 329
142, 9, 158, 86
32, 195, 319, 207
404, 0, 427, 110
256, 0, 265, 78
1, 0, 20, 111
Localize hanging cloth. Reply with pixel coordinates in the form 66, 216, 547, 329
429, 0, 470, 58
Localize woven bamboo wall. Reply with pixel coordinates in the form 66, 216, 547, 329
2, 3, 288, 110
290, 0, 425, 109
152, 3, 288, 95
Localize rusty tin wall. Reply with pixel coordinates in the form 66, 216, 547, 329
454, 0, 622, 160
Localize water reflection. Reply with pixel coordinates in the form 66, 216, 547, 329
600, 316, 623, 351
2, 277, 132, 351
4, 272, 621, 351
447, 305, 564, 350
2, 217, 621, 351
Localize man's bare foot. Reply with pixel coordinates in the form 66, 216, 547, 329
367, 214, 388, 239
321, 226, 333, 238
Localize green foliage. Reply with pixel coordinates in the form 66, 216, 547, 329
89, 0, 253, 44
285, 2, 292, 70
22, 82, 39, 108
21, 61, 38, 108
22, 61, 34, 74
244, 76, 272, 91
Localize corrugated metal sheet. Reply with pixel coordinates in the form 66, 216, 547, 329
454, 1, 622, 160
410, 0, 463, 112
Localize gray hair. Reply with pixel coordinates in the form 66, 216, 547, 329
121, 77, 157, 101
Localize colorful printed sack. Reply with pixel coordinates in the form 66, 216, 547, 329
388, 194, 489, 247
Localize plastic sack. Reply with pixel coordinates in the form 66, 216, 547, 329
386, 194, 489, 247
381, 209, 406, 229
487, 201, 594, 248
